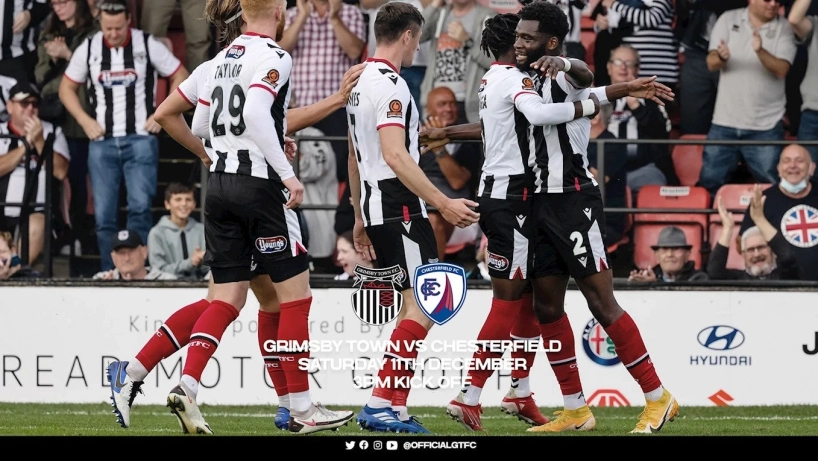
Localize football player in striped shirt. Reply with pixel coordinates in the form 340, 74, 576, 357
423, 2, 679, 434
106, 0, 362, 435
445, 13, 601, 432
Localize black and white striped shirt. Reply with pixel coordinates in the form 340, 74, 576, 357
0, 120, 69, 217
532, 74, 597, 194
64, 29, 182, 138
346, 58, 426, 226
196, 33, 294, 182
612, 0, 679, 85
1, 0, 49, 61
477, 64, 536, 201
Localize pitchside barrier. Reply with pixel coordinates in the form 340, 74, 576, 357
1, 279, 816, 407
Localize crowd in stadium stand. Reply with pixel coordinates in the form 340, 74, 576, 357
0, 0, 817, 283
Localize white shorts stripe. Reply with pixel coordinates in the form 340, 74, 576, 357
508, 228, 529, 279
589, 219, 608, 271
402, 234, 422, 288
282, 204, 303, 257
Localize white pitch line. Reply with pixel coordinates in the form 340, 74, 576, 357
26, 410, 818, 422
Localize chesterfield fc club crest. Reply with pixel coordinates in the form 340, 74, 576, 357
413, 263, 467, 325
350, 265, 405, 325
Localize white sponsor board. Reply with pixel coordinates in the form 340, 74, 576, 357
1, 287, 816, 407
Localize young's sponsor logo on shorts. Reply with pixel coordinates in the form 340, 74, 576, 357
582, 318, 620, 366
413, 263, 467, 326
350, 265, 405, 326
485, 251, 508, 271
255, 236, 287, 253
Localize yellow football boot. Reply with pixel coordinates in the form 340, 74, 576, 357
630, 388, 679, 434
526, 405, 596, 432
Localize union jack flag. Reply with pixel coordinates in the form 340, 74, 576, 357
781, 205, 818, 248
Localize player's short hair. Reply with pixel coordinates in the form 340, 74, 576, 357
374, 2, 425, 46
205, 0, 244, 45
517, 0, 569, 47
164, 182, 195, 202
239, 0, 280, 21
481, 13, 520, 60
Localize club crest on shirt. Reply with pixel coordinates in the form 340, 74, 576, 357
262, 69, 279, 88
386, 99, 402, 118
226, 44, 245, 59
521, 77, 535, 90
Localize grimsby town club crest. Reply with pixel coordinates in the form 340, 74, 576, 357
350, 265, 405, 326
413, 263, 467, 326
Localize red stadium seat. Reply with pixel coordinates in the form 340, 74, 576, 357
633, 185, 710, 269
708, 183, 774, 270
672, 134, 706, 186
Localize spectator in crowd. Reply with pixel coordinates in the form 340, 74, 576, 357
0, 0, 51, 83
280, 0, 366, 186
0, 230, 39, 279
140, 0, 209, 72
361, 0, 431, 105
789, 0, 818, 164
296, 126, 340, 274
599, 0, 679, 88
709, 185, 801, 280
586, 103, 628, 247
94, 229, 177, 280
0, 75, 17, 122
699, 0, 796, 197
334, 229, 373, 280
34, 0, 98, 255
420, 0, 495, 124
0, 82, 69, 265
675, 0, 745, 135
147, 182, 208, 281
628, 225, 708, 282
739, 144, 818, 281
418, 86, 482, 261
548, 0, 588, 60
59, 0, 189, 271
590, 0, 623, 86
605, 45, 675, 195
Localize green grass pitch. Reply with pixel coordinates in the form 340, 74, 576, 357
1, 403, 817, 435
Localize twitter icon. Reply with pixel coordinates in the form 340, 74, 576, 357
345, 441, 355, 450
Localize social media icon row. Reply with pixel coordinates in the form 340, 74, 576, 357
345, 440, 398, 450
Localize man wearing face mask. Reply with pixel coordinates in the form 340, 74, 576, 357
739, 144, 818, 281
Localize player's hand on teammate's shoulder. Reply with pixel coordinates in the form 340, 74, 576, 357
338, 63, 366, 102
439, 198, 480, 228
531, 56, 567, 80
282, 176, 304, 209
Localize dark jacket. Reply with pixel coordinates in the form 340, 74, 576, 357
651, 260, 708, 282
707, 233, 801, 281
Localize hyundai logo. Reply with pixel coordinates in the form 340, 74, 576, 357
697, 326, 745, 351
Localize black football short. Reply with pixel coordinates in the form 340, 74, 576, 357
478, 196, 534, 279
204, 172, 308, 284
531, 187, 611, 279
364, 218, 438, 292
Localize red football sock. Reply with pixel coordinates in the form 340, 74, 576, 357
539, 314, 583, 396
604, 312, 662, 393
136, 299, 210, 372
258, 310, 288, 397
372, 319, 428, 401
182, 300, 239, 382
392, 388, 409, 408
467, 297, 523, 388
277, 297, 311, 394
510, 293, 538, 380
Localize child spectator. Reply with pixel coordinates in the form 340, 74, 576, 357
147, 182, 208, 280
